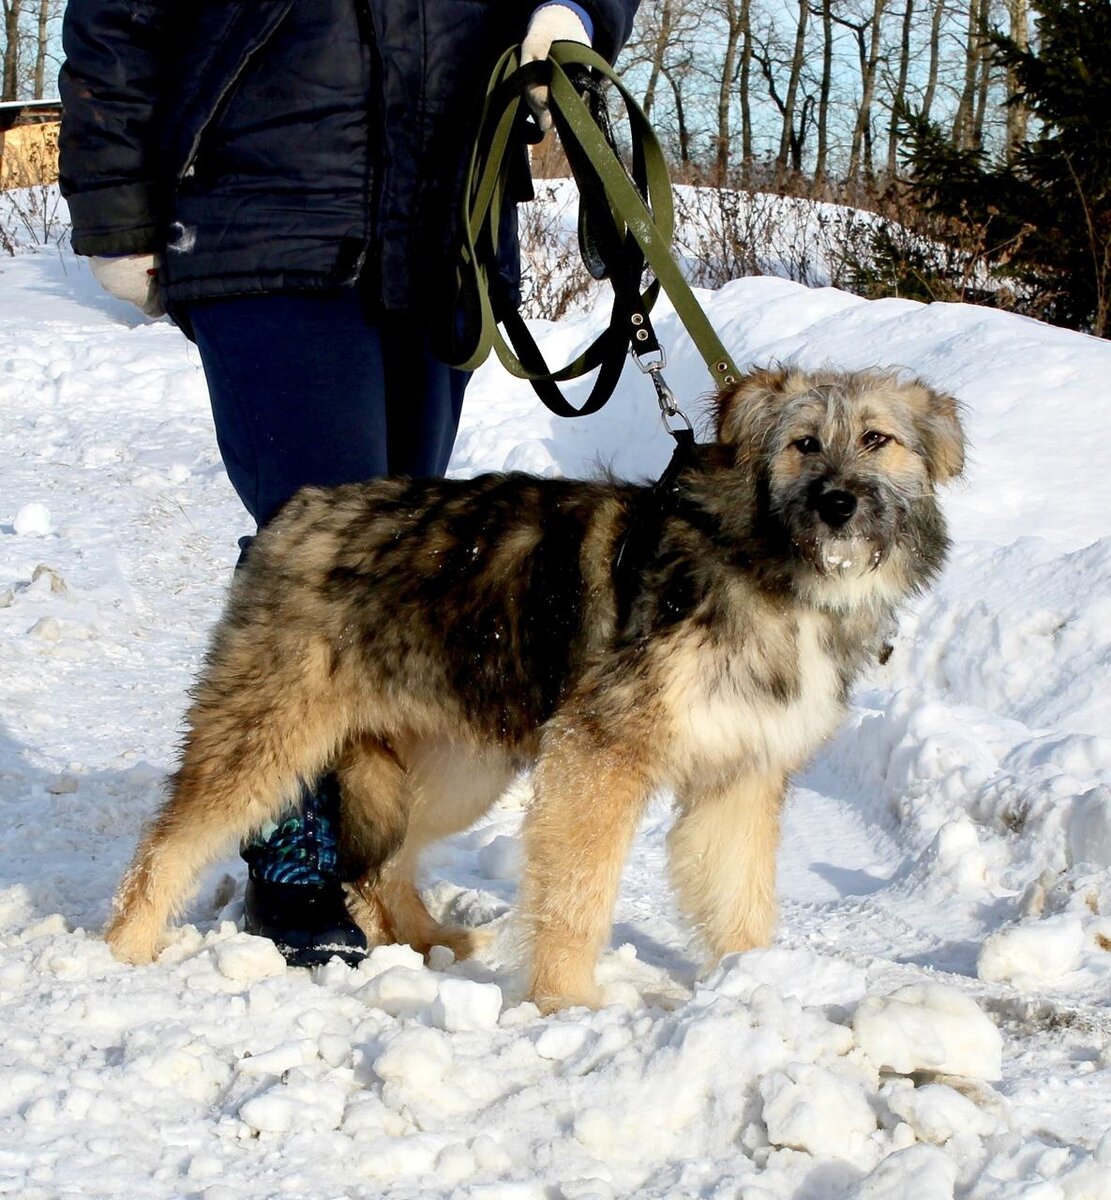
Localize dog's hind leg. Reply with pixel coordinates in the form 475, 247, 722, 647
667, 770, 786, 960
346, 738, 515, 961
333, 731, 410, 951
105, 636, 354, 965
522, 718, 654, 1013
334, 733, 410, 884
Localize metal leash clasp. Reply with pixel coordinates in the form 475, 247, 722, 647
631, 342, 693, 437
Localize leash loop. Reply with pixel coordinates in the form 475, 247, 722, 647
445, 43, 741, 417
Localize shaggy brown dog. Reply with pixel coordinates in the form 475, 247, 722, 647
105, 367, 964, 1011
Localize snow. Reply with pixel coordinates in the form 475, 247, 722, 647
12, 502, 53, 537
852, 984, 1004, 1081
2, 202, 1111, 1197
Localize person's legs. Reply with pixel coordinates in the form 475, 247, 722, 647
187, 291, 394, 527
184, 290, 467, 966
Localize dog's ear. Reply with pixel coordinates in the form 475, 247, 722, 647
714, 367, 806, 452
909, 383, 965, 482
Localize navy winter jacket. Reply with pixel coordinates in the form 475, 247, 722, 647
58, 0, 639, 316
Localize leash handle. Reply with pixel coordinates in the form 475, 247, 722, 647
445, 44, 740, 414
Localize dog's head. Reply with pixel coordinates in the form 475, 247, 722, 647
713, 366, 965, 605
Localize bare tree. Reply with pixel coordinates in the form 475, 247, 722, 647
814, 0, 835, 182
638, 0, 675, 118
712, 0, 749, 181
620, 0, 1020, 190
1004, 0, 1029, 161
777, 0, 811, 175
621, 0, 699, 165
833, 0, 890, 187
921, 0, 948, 124
2, 0, 23, 102
885, 0, 915, 177
971, 0, 994, 149
952, 0, 988, 148
32, 0, 53, 99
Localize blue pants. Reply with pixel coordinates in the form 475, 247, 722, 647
185, 290, 470, 882
186, 291, 468, 528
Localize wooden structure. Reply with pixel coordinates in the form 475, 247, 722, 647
0, 98, 62, 190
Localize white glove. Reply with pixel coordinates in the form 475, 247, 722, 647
521, 4, 592, 135
90, 253, 165, 318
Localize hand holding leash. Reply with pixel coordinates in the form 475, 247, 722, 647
520, 3, 592, 135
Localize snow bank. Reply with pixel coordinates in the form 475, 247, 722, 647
2, 242, 1111, 1197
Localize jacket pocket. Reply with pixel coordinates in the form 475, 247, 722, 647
162, 1, 296, 182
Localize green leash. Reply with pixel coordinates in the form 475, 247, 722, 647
444, 42, 741, 422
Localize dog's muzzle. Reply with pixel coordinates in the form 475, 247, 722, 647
810, 485, 858, 529
799, 481, 888, 575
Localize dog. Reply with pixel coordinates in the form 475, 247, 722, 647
105, 367, 964, 1011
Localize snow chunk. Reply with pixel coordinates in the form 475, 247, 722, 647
362, 942, 426, 975
760, 1062, 877, 1160
885, 1081, 998, 1143
430, 977, 503, 1031
213, 933, 286, 982
977, 914, 1085, 985
701, 947, 867, 1009
857, 1144, 958, 1199
534, 1022, 591, 1061
373, 1027, 453, 1087
13, 502, 53, 536
239, 1079, 345, 1134
853, 985, 1002, 1080
359, 965, 440, 1018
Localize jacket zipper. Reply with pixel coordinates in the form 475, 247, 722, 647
352, 0, 383, 288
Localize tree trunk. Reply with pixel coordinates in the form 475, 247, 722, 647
953, 0, 983, 148
848, 0, 887, 187
33, 0, 48, 99
739, 0, 753, 168
922, 0, 946, 124
716, 1, 742, 183
972, 0, 992, 151
641, 0, 673, 118
2, 0, 23, 103
1005, 0, 1029, 161
815, 0, 833, 183
777, 0, 810, 176
666, 69, 691, 163
886, 0, 915, 178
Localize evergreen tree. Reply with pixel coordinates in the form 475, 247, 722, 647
905, 0, 1111, 336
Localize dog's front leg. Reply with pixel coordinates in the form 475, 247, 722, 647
668, 770, 786, 960
522, 720, 652, 1014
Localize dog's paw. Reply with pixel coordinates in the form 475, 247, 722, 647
530, 981, 604, 1015
103, 919, 162, 965
430, 924, 492, 963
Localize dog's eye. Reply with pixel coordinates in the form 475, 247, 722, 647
792, 436, 822, 455
861, 430, 892, 451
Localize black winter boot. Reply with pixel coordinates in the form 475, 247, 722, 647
242, 775, 368, 968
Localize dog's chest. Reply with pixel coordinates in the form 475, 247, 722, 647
667, 610, 846, 776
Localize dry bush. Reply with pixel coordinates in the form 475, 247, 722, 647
1, 125, 68, 254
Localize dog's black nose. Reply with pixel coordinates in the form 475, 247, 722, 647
815, 489, 857, 528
